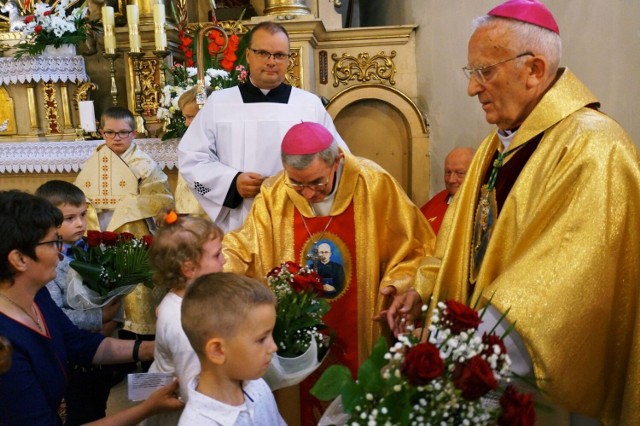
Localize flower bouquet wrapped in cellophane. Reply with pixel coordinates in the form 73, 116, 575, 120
262, 261, 333, 391
66, 231, 154, 310
312, 298, 537, 426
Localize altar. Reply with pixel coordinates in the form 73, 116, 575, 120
0, 0, 431, 206
0, 138, 179, 193
0, 54, 91, 139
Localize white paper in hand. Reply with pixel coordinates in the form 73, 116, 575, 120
127, 372, 174, 401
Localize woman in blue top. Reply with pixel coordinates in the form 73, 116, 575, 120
0, 190, 183, 425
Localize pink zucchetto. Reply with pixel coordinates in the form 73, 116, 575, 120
281, 122, 333, 155
488, 0, 560, 35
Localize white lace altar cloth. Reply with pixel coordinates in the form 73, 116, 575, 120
0, 139, 178, 174
0, 55, 88, 85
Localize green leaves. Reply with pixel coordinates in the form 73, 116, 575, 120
69, 233, 153, 297
310, 364, 352, 400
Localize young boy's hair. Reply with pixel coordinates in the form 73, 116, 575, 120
35, 180, 86, 208
181, 273, 276, 358
177, 86, 214, 111
100, 106, 136, 131
149, 212, 223, 291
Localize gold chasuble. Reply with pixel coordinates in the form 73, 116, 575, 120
76, 143, 174, 335
224, 151, 435, 425
415, 69, 640, 425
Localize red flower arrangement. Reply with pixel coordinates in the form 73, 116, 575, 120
312, 299, 536, 425
68, 231, 154, 298
266, 261, 329, 358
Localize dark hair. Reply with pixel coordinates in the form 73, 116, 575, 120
181, 273, 275, 358
247, 21, 289, 48
35, 180, 86, 208
0, 190, 62, 284
100, 106, 135, 131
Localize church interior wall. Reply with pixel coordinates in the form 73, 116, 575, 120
359, 0, 640, 198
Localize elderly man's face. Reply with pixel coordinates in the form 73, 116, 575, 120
444, 149, 473, 196
466, 24, 536, 130
284, 153, 343, 203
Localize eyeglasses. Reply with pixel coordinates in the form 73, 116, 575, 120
248, 48, 291, 62
462, 52, 534, 84
102, 130, 134, 139
36, 235, 63, 252
285, 177, 330, 193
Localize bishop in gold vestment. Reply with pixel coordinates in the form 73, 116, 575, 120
224, 122, 434, 425
415, 57, 640, 426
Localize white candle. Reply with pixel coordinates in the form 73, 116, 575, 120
126, 4, 139, 25
78, 101, 97, 133
102, 6, 114, 26
102, 6, 116, 53
153, 3, 167, 51
127, 4, 141, 52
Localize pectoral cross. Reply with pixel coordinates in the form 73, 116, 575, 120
307, 242, 321, 271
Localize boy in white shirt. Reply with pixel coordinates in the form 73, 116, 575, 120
178, 273, 285, 425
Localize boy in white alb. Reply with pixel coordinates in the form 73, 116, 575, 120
178, 273, 285, 425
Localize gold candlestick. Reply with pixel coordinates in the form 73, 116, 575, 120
103, 52, 121, 106
129, 51, 147, 136
152, 49, 171, 88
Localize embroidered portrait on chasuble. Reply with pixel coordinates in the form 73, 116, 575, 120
293, 203, 359, 425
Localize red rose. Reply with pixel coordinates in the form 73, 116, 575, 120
101, 231, 118, 246
284, 261, 301, 274
43, 10, 52, 16
444, 300, 481, 334
86, 230, 102, 248
267, 266, 282, 279
35, 25, 42, 33
482, 332, 508, 368
291, 272, 323, 295
142, 235, 153, 247
119, 232, 135, 242
452, 355, 498, 400
400, 342, 445, 386
24, 15, 34, 23
498, 385, 536, 426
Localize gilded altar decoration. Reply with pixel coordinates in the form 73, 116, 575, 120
13, 0, 91, 58
42, 81, 59, 133
73, 81, 97, 105
332, 50, 397, 87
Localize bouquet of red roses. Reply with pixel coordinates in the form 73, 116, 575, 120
66, 231, 154, 310
311, 299, 536, 425
263, 261, 332, 390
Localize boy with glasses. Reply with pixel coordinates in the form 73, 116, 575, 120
75, 106, 173, 374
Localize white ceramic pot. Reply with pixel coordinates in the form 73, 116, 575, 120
42, 44, 77, 57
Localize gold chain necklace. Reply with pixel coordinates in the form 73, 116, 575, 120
301, 215, 334, 270
0, 292, 43, 332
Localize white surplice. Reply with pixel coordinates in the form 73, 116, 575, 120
178, 85, 348, 232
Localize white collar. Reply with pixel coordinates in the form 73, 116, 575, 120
185, 376, 256, 426
310, 159, 344, 217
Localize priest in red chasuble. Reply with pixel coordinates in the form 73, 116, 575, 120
223, 122, 435, 424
